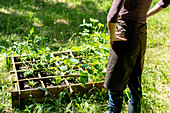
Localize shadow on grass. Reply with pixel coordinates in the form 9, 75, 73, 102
0, 0, 109, 46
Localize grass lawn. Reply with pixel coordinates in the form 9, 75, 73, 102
0, 0, 169, 112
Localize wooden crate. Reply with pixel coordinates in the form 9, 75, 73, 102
8, 51, 105, 108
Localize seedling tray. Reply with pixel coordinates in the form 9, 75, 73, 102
8, 51, 105, 108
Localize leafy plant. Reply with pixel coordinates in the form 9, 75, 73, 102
53, 76, 65, 86
28, 80, 38, 88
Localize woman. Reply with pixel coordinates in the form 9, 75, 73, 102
104, 0, 169, 112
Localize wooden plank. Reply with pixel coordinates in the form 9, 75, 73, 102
12, 82, 96, 99
8, 51, 78, 61
46, 86, 67, 97
12, 85, 68, 99
12, 100, 20, 108
94, 81, 104, 88
16, 89, 45, 99
71, 83, 93, 93
11, 56, 21, 94
64, 78, 73, 93
52, 50, 77, 55
20, 90, 44, 99
11, 82, 103, 108
38, 72, 45, 88
11, 56, 21, 108
11, 91, 19, 100
70, 50, 74, 57
13, 75, 80, 83
12, 60, 40, 65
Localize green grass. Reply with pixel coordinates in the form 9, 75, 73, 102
0, 0, 111, 45
0, 0, 170, 112
141, 4, 170, 112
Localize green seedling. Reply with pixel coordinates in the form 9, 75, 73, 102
28, 80, 38, 88
53, 76, 65, 86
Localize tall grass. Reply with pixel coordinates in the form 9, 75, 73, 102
141, 3, 170, 112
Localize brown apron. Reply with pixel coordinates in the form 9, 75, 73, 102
104, 19, 147, 91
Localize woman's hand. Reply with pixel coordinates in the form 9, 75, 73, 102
108, 22, 127, 48
110, 34, 127, 48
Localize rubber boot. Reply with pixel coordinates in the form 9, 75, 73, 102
128, 100, 141, 113
108, 90, 123, 113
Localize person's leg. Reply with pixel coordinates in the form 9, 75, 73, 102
128, 54, 142, 113
108, 89, 123, 113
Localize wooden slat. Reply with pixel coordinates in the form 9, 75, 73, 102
12, 60, 40, 65
11, 56, 21, 108
12, 100, 20, 108
52, 50, 77, 56
11, 56, 21, 94
94, 81, 104, 88
64, 78, 73, 93
11, 91, 19, 100
13, 75, 80, 83
38, 72, 45, 88
12, 85, 68, 99
20, 88, 44, 99
70, 83, 93, 93
11, 82, 103, 108
9, 51, 78, 59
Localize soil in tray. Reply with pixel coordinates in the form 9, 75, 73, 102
14, 57, 21, 62
17, 71, 39, 80
17, 72, 25, 79
15, 62, 37, 71
53, 52, 87, 59
40, 71, 55, 77
15, 64, 23, 70
14, 56, 34, 62
67, 77, 81, 85
53, 52, 70, 57
20, 80, 43, 90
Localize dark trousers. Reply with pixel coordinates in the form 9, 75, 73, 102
104, 19, 147, 113
108, 54, 142, 113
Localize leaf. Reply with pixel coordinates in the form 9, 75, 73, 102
61, 54, 68, 59
90, 18, 99, 23
70, 58, 79, 63
75, 63, 81, 67
38, 87, 52, 97
0, 46, 5, 49
28, 104, 35, 109
50, 58, 56, 63
101, 72, 106, 77
80, 69, 87, 76
94, 64, 102, 72
98, 23, 104, 27
72, 46, 82, 51
81, 64, 88, 68
65, 102, 72, 113
64, 59, 71, 66
80, 76, 88, 84
29, 27, 34, 35
92, 60, 99, 65
87, 69, 93, 74
94, 50, 102, 55
28, 80, 38, 87
24, 85, 30, 88
47, 106, 55, 112
59, 66, 68, 71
